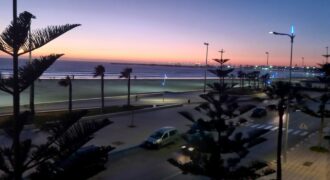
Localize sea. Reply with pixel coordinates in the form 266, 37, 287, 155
0, 58, 320, 80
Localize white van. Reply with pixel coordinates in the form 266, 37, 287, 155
145, 127, 179, 148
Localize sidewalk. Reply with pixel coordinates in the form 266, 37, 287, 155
264, 122, 330, 180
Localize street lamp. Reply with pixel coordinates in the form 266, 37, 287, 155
29, 14, 36, 115
269, 26, 295, 169
266, 52, 269, 67
203, 42, 209, 93
301, 57, 304, 67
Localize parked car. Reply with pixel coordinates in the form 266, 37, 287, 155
144, 127, 179, 148
250, 107, 267, 118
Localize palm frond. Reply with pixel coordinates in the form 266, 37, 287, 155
44, 110, 88, 138
55, 118, 111, 157
0, 11, 34, 55
0, 78, 13, 94
18, 54, 63, 92
0, 54, 62, 93
18, 24, 81, 55
24, 145, 58, 170
58, 76, 71, 87
93, 65, 105, 77
119, 68, 132, 78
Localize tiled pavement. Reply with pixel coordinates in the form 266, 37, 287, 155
260, 123, 330, 180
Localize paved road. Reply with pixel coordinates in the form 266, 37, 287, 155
84, 95, 319, 179
88, 97, 325, 180
91, 140, 208, 180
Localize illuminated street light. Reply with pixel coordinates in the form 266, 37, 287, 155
269, 26, 295, 171
203, 42, 209, 93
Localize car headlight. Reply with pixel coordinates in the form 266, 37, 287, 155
155, 139, 161, 144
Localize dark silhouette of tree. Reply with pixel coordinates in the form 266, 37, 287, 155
94, 65, 106, 113
58, 76, 73, 114
119, 68, 132, 107
299, 63, 330, 147
0, 7, 80, 179
169, 58, 273, 179
1, 111, 114, 180
264, 81, 301, 180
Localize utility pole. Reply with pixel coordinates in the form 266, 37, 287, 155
203, 43, 209, 93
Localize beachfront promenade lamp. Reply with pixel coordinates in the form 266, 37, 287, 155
203, 42, 209, 93
269, 27, 295, 80
269, 26, 296, 164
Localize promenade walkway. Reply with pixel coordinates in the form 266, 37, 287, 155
263, 122, 330, 180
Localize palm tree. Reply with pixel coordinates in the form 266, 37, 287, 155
94, 65, 106, 113
0, 7, 79, 179
59, 76, 73, 114
119, 68, 132, 107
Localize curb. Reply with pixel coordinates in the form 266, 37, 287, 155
82, 103, 184, 120
0, 103, 185, 132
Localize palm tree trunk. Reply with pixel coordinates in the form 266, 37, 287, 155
128, 75, 131, 106
101, 75, 104, 113
69, 82, 72, 114
13, 0, 23, 179
277, 108, 284, 180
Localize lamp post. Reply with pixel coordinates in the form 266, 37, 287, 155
266, 52, 269, 67
29, 14, 36, 115
323, 46, 329, 64
269, 26, 295, 179
219, 49, 225, 85
301, 57, 304, 67
203, 43, 209, 93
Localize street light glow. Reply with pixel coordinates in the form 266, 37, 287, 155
291, 25, 295, 34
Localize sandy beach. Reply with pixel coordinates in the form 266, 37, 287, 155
0, 79, 221, 107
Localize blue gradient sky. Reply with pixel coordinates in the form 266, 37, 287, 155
0, 0, 329, 66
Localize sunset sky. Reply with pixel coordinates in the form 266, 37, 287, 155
0, 0, 329, 66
